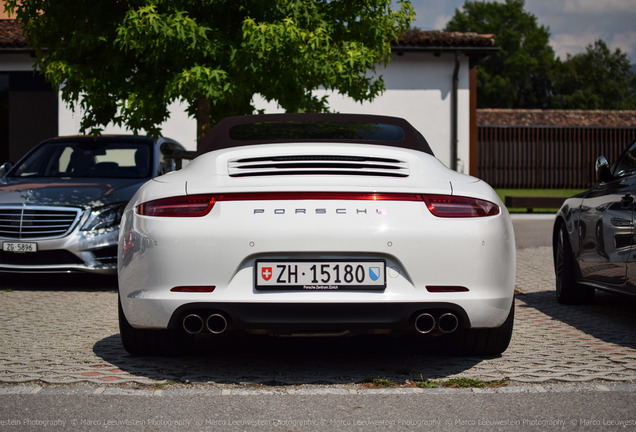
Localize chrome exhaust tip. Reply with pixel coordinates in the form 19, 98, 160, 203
414, 313, 436, 334
183, 314, 204, 335
438, 312, 459, 334
206, 313, 228, 334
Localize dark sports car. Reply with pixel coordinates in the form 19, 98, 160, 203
554, 139, 636, 303
0, 135, 185, 274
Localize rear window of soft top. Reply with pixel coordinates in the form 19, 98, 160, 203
228, 121, 406, 142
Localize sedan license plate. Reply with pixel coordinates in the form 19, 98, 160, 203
256, 260, 386, 290
2, 242, 38, 253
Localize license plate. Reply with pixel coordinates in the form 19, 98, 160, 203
2, 242, 38, 253
255, 260, 386, 290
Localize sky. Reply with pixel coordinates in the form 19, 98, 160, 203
407, 0, 636, 62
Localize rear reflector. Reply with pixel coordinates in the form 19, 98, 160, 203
426, 285, 470, 293
422, 195, 499, 218
170, 286, 216, 293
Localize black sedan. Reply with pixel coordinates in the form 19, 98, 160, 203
554, 139, 636, 303
0, 135, 186, 274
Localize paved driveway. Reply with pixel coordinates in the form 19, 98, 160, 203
1, 217, 635, 388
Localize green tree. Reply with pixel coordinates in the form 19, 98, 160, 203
553, 40, 636, 109
444, 0, 555, 108
5, 0, 413, 142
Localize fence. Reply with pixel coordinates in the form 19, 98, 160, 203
477, 126, 636, 189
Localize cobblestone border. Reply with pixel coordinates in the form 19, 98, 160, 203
1, 383, 636, 396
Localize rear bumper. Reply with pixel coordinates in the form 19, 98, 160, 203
166, 301, 472, 332
119, 199, 516, 331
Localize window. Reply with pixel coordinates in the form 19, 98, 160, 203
229, 121, 406, 142
11, 140, 152, 179
612, 141, 636, 178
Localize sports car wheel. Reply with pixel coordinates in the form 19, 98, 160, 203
555, 224, 594, 304
118, 297, 191, 356
443, 301, 514, 356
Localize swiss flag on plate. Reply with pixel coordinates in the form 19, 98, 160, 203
261, 267, 273, 281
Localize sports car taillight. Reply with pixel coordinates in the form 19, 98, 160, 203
137, 195, 217, 217
136, 192, 499, 218
422, 195, 499, 218
216, 192, 424, 202
137, 192, 422, 217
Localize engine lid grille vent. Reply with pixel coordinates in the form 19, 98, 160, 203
228, 155, 409, 177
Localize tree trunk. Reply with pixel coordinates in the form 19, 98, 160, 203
196, 97, 212, 148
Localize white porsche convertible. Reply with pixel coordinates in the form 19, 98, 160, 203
118, 113, 515, 356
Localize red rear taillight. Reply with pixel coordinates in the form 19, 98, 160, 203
137, 192, 421, 217
136, 192, 498, 218
217, 192, 423, 202
137, 194, 217, 217
422, 195, 499, 218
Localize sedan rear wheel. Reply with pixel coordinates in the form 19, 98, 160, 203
555, 224, 594, 304
118, 296, 191, 356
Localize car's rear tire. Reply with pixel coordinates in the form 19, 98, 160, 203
443, 301, 514, 357
118, 296, 190, 356
555, 224, 594, 304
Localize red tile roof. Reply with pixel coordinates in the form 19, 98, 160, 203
0, 20, 497, 51
396, 29, 496, 48
0, 19, 25, 48
478, 109, 636, 127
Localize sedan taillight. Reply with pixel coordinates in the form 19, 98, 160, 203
137, 195, 217, 217
422, 195, 499, 218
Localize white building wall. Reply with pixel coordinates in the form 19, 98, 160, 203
57, 51, 472, 172
328, 52, 471, 173
58, 99, 197, 151
255, 52, 472, 172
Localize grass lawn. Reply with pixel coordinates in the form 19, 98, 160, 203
495, 188, 586, 213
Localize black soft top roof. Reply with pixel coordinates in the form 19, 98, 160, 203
198, 113, 433, 156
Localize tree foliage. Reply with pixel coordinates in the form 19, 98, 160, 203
552, 40, 636, 110
4, 0, 414, 141
445, 0, 636, 109
445, 0, 555, 109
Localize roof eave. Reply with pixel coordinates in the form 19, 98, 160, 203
391, 45, 499, 67
0, 47, 32, 54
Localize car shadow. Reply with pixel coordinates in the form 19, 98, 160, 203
518, 289, 636, 349
1, 273, 117, 292
93, 333, 487, 386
